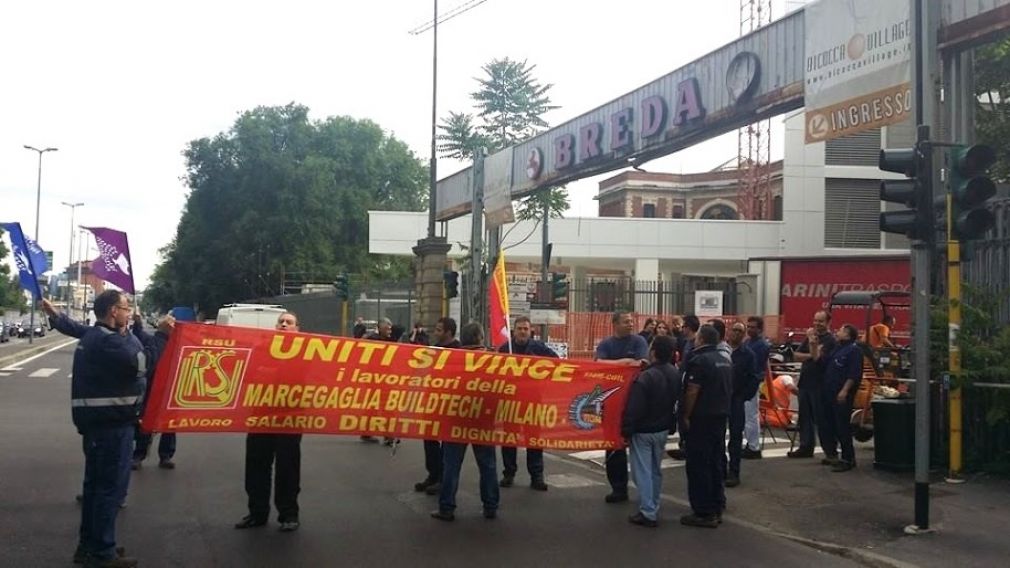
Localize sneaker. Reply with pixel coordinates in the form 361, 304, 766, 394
425, 482, 441, 496
666, 448, 685, 460
604, 491, 629, 503
724, 475, 740, 488
83, 555, 138, 568
821, 456, 840, 466
234, 515, 267, 529
787, 449, 815, 458
628, 512, 658, 528
360, 436, 379, 443
430, 510, 455, 522
831, 461, 855, 472
741, 448, 763, 459
530, 478, 548, 491
278, 520, 300, 532
158, 458, 175, 470
680, 513, 720, 528
74, 546, 125, 564
483, 508, 497, 519
499, 475, 515, 488
414, 478, 437, 492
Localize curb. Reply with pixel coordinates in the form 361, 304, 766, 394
548, 451, 917, 568
0, 339, 73, 369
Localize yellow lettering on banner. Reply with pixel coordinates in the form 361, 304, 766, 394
339, 415, 359, 430
276, 384, 290, 404
337, 341, 354, 363
434, 350, 451, 370
305, 338, 340, 362
551, 363, 576, 383
527, 360, 553, 380
168, 417, 233, 428
449, 426, 519, 446
380, 345, 398, 366
465, 352, 494, 372
243, 384, 262, 407
288, 385, 302, 404
500, 357, 529, 377
409, 348, 435, 369
357, 343, 383, 365
270, 335, 304, 360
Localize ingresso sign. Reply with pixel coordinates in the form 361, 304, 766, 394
436, 9, 805, 221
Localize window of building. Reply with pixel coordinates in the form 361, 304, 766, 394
700, 204, 738, 220
672, 205, 685, 219
772, 195, 783, 220
643, 203, 656, 218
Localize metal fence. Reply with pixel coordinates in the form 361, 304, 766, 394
262, 276, 415, 337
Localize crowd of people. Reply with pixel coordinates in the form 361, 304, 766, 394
43, 295, 870, 565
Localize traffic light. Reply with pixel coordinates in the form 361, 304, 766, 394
550, 272, 568, 302
334, 273, 349, 301
879, 144, 932, 239
947, 144, 996, 241
443, 270, 459, 298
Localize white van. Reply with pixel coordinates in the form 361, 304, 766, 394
215, 304, 287, 330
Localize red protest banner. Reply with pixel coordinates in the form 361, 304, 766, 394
142, 323, 638, 451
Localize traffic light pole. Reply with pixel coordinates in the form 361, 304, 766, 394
540, 196, 550, 342
946, 193, 963, 478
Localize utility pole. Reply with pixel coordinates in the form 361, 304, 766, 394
61, 202, 83, 311
23, 145, 58, 345
540, 196, 550, 341
468, 150, 485, 328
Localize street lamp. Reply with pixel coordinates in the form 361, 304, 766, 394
61, 201, 83, 316
24, 144, 58, 345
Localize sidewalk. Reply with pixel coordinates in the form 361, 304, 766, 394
631, 442, 1010, 567
0, 333, 70, 369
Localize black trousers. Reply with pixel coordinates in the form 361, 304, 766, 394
423, 439, 442, 482
605, 449, 628, 494
820, 389, 857, 464
685, 415, 727, 517
797, 387, 826, 453
245, 433, 302, 522
726, 397, 746, 478
501, 447, 544, 479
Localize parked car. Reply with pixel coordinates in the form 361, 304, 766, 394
0, 322, 9, 343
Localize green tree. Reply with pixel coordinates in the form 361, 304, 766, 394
975, 37, 1010, 183
437, 57, 567, 220
147, 103, 427, 313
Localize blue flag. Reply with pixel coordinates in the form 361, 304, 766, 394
1, 222, 44, 300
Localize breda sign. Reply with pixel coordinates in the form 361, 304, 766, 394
434, 10, 807, 221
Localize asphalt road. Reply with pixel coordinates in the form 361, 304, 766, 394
0, 343, 857, 568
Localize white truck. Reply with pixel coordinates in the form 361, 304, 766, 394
215, 304, 287, 330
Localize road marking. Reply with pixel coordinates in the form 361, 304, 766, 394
3, 339, 77, 368
546, 472, 604, 488
29, 368, 59, 378
567, 439, 822, 470
0, 372, 11, 378
1, 366, 22, 372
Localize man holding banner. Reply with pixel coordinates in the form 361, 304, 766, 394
595, 312, 649, 504
235, 311, 305, 533
498, 316, 556, 491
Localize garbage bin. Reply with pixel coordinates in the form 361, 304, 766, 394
872, 397, 915, 472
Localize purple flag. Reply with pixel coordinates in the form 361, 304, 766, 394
83, 226, 135, 294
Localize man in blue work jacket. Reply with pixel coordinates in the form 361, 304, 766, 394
47, 291, 172, 567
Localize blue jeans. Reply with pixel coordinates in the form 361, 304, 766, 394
438, 442, 499, 513
80, 424, 134, 560
630, 431, 667, 520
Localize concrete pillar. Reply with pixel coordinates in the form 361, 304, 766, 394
634, 258, 659, 314
412, 236, 452, 331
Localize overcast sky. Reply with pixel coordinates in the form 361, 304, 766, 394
1, 0, 807, 289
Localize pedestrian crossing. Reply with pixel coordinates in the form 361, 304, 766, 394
0, 366, 66, 379
567, 437, 821, 470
